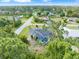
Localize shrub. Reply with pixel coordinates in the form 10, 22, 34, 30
15, 20, 22, 27
18, 34, 29, 44
0, 37, 35, 59
76, 20, 79, 23
34, 17, 44, 23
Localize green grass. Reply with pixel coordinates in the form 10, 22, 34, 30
32, 17, 46, 24
20, 17, 28, 24
18, 24, 44, 38
51, 17, 64, 22
19, 27, 29, 38
18, 25, 36, 37
66, 23, 79, 29
31, 17, 36, 24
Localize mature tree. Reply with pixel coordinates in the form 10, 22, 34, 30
0, 37, 35, 59
48, 20, 63, 40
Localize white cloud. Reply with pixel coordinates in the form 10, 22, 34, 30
43, 0, 51, 2
43, 0, 48, 2
0, 0, 10, 2
14, 0, 31, 2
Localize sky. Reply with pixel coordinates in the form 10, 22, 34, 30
0, 0, 79, 6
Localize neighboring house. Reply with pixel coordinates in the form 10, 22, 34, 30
48, 12, 54, 16
43, 16, 49, 21
0, 10, 9, 14
63, 27, 79, 38
15, 11, 21, 14
7, 15, 23, 21
67, 17, 78, 23
15, 15, 23, 21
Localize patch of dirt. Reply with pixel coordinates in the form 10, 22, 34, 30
28, 37, 44, 53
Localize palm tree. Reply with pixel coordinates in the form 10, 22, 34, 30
47, 18, 63, 40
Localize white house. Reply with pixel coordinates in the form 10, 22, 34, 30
67, 17, 78, 23
63, 27, 79, 38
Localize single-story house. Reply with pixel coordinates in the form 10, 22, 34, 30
67, 17, 78, 23
63, 27, 79, 38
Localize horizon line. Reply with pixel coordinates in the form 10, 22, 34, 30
0, 3, 79, 6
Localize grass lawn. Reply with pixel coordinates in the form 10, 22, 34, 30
20, 17, 29, 24
19, 26, 29, 38
51, 17, 64, 22
66, 23, 79, 29
18, 25, 36, 37
31, 17, 36, 24
18, 24, 44, 38
0, 16, 12, 20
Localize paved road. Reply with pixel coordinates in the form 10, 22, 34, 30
15, 17, 33, 35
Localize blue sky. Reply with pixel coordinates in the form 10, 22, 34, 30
0, 0, 79, 6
